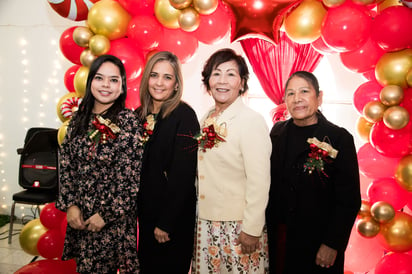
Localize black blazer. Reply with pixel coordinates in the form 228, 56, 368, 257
266, 113, 361, 273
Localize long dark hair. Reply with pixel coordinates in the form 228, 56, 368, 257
201, 48, 249, 94
137, 51, 183, 120
70, 54, 127, 138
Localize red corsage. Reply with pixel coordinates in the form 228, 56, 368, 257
194, 117, 227, 152
303, 137, 338, 177
139, 114, 156, 147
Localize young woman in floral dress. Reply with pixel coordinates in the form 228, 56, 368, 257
57, 54, 142, 273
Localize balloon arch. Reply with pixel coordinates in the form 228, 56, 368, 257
17, 0, 412, 273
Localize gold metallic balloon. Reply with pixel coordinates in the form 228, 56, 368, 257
56, 93, 79, 122
375, 49, 412, 89
395, 155, 412, 191
155, 0, 181, 29
380, 85, 404, 106
89, 34, 111, 56
58, 120, 70, 146
352, 0, 376, 5
378, 0, 403, 12
73, 26, 94, 48
407, 68, 412, 87
19, 219, 47, 256
357, 217, 380, 238
193, 0, 218, 15
363, 101, 387, 123
322, 0, 345, 8
80, 48, 97, 67
74, 66, 90, 98
358, 199, 372, 218
87, 0, 131, 40
378, 211, 412, 252
356, 116, 373, 143
170, 0, 193, 9
371, 201, 396, 224
383, 106, 410, 130
179, 7, 200, 32
284, 0, 327, 44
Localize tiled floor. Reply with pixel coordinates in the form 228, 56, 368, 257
0, 222, 37, 274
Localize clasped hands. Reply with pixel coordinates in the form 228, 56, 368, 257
67, 205, 106, 232
234, 231, 260, 254
316, 244, 337, 268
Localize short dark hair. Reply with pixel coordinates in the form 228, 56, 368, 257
285, 71, 320, 96
201, 48, 249, 95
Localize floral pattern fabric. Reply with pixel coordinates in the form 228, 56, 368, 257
193, 219, 269, 274
56, 109, 143, 274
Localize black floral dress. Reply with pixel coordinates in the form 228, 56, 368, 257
56, 109, 143, 274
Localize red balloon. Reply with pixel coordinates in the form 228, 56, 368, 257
321, 1, 372, 52
353, 79, 382, 115
157, 29, 199, 64
117, 0, 155, 17
360, 173, 373, 199
362, 69, 377, 81
15, 259, 78, 274
369, 120, 412, 158
127, 15, 163, 51
126, 76, 141, 110
64, 65, 81, 92
357, 143, 401, 179
340, 37, 385, 73
192, 0, 232, 45
107, 38, 145, 82
224, 0, 300, 44
375, 252, 412, 274
400, 87, 412, 115
60, 217, 68, 237
367, 177, 409, 210
311, 36, 338, 55
371, 6, 412, 52
344, 224, 385, 272
37, 229, 65, 259
40, 203, 66, 230
59, 26, 84, 65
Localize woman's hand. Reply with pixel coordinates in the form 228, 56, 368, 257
85, 213, 106, 232
234, 231, 260, 254
316, 244, 337, 268
67, 205, 86, 230
154, 227, 170, 243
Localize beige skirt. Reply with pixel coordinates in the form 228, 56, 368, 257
192, 218, 269, 274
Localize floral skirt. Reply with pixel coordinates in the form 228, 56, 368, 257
192, 219, 269, 274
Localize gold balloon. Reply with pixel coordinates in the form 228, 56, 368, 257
356, 116, 373, 143
371, 201, 396, 224
170, 0, 192, 9
395, 155, 412, 191
375, 49, 412, 89
352, 0, 376, 5
73, 26, 94, 48
383, 106, 410, 130
155, 0, 182, 29
179, 7, 200, 32
322, 0, 345, 8
56, 93, 79, 122
363, 101, 387, 123
358, 199, 372, 218
87, 0, 131, 40
19, 219, 47, 256
74, 66, 90, 98
407, 68, 412, 87
378, 211, 412, 252
284, 0, 327, 44
380, 85, 404, 106
89, 34, 110, 56
357, 217, 380, 238
58, 120, 70, 146
80, 48, 97, 67
193, 0, 218, 15
378, 0, 403, 12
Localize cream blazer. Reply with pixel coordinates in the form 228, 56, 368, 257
197, 97, 271, 236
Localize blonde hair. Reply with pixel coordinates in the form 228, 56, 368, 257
138, 51, 183, 119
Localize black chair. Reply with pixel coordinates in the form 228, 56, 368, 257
8, 127, 59, 244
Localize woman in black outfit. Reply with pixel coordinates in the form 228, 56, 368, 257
135, 51, 199, 274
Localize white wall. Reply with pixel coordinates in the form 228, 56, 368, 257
0, 0, 365, 217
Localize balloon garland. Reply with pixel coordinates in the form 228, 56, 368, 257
43, 0, 412, 272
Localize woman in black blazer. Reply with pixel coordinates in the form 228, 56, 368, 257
266, 71, 361, 274
135, 51, 200, 273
